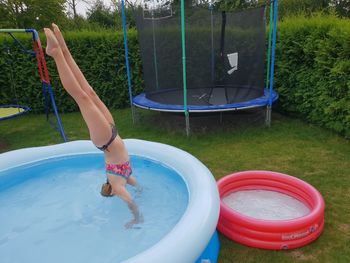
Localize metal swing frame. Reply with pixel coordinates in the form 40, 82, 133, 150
0, 28, 67, 142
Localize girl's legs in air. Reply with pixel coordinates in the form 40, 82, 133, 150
51, 23, 114, 125
44, 28, 111, 146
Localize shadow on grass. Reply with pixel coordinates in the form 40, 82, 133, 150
0, 140, 10, 152
133, 107, 269, 135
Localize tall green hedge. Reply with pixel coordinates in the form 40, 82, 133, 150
0, 15, 349, 137
275, 15, 350, 138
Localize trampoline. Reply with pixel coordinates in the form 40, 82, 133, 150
0, 105, 30, 121
121, 0, 279, 134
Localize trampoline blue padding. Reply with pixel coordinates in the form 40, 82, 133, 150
133, 89, 278, 113
0, 105, 30, 121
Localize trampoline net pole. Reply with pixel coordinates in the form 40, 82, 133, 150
180, 0, 189, 136
265, 2, 273, 91
267, 0, 279, 126
121, 0, 135, 124
265, 1, 274, 128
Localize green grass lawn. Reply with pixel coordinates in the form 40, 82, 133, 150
0, 109, 349, 263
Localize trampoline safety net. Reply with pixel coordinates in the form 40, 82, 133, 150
135, 5, 266, 106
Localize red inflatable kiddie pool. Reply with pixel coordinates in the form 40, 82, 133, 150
217, 171, 325, 250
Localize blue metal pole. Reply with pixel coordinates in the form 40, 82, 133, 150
121, 0, 135, 123
25, 28, 39, 41
269, 0, 278, 107
47, 83, 68, 142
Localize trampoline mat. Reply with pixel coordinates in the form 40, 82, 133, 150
147, 86, 263, 106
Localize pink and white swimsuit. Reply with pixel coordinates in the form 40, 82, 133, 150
105, 160, 132, 180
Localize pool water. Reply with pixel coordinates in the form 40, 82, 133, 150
0, 154, 189, 263
223, 190, 310, 220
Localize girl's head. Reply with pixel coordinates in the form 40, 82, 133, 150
100, 181, 112, 197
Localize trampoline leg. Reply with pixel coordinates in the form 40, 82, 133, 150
265, 105, 272, 127
131, 105, 136, 125
185, 113, 190, 136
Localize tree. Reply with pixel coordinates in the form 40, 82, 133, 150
0, 1, 15, 27
0, 0, 67, 28
215, 0, 262, 11
278, 0, 330, 18
105, 0, 135, 30
331, 0, 350, 17
86, 0, 116, 28
66, 0, 92, 18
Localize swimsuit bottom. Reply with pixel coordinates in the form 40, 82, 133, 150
105, 160, 132, 180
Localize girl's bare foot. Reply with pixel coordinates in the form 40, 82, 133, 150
44, 28, 61, 58
52, 23, 69, 54
125, 213, 144, 229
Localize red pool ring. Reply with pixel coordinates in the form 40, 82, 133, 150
217, 171, 325, 250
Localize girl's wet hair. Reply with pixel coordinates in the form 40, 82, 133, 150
100, 181, 112, 197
